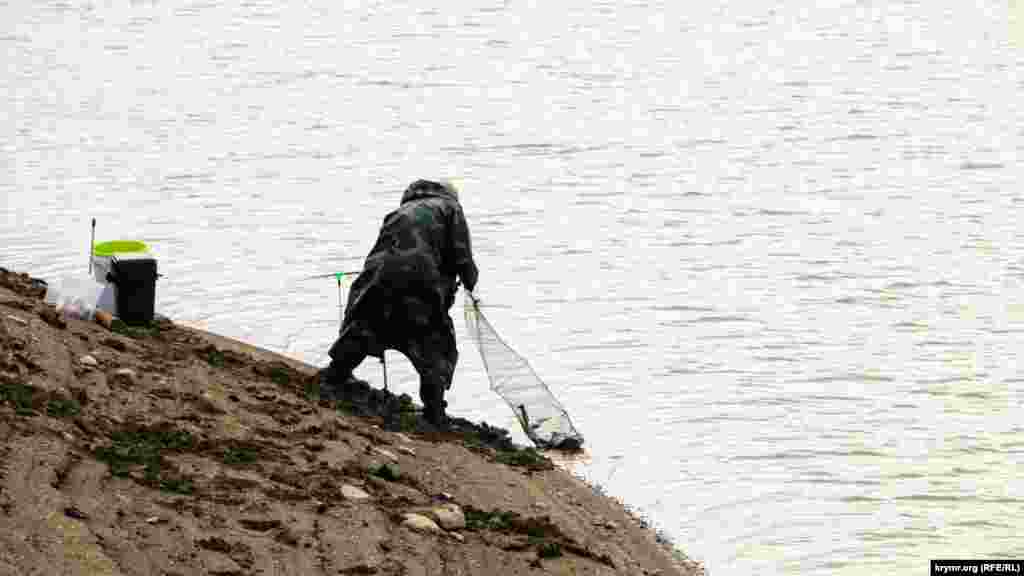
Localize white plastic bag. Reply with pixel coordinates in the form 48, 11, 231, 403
44, 275, 105, 322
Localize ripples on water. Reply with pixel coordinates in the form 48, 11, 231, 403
3, 1, 1023, 574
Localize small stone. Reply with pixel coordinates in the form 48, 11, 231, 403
373, 448, 399, 461
315, 501, 328, 514
401, 513, 441, 534
79, 355, 98, 367
450, 532, 465, 543
341, 484, 371, 501
397, 446, 415, 456
429, 503, 466, 531
110, 368, 136, 387
393, 432, 413, 443
439, 492, 454, 501
146, 516, 164, 524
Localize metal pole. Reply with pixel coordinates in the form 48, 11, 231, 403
89, 218, 96, 274
381, 355, 388, 392
342, 272, 350, 325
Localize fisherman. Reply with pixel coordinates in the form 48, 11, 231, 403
320, 179, 479, 429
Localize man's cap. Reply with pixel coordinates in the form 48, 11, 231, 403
441, 179, 460, 199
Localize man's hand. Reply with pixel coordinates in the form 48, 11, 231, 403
466, 289, 480, 305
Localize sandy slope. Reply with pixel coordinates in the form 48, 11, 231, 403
0, 267, 702, 576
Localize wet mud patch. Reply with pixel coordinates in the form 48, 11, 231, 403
320, 378, 556, 471
436, 418, 554, 472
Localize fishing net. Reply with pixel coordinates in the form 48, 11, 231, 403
463, 296, 584, 450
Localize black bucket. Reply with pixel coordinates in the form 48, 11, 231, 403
109, 258, 158, 325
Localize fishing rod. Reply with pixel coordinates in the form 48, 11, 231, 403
310, 271, 492, 308
314, 269, 390, 391
304, 270, 362, 281
309, 270, 361, 327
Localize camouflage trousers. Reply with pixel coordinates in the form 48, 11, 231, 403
327, 317, 458, 422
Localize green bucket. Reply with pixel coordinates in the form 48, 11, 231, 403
93, 240, 149, 257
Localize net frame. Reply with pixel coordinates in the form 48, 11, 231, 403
464, 297, 583, 450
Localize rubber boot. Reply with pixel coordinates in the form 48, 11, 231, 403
421, 388, 448, 430
318, 363, 368, 402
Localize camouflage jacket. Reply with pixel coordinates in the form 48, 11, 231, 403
338, 180, 478, 354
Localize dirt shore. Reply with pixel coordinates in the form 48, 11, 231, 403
0, 267, 702, 576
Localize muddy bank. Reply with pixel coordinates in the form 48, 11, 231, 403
0, 267, 703, 575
